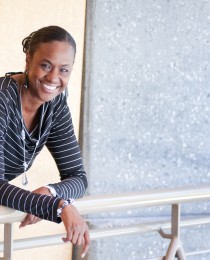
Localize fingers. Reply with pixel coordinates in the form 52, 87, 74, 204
62, 223, 90, 259
81, 230, 90, 259
19, 213, 42, 228
72, 229, 80, 245
60, 204, 90, 257
62, 226, 84, 245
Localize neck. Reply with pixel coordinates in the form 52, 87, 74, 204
18, 74, 42, 132
19, 74, 42, 113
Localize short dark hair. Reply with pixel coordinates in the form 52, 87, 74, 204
22, 25, 76, 57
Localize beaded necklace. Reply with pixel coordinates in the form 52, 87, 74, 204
19, 73, 42, 186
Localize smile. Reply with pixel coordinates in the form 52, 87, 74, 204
43, 84, 58, 91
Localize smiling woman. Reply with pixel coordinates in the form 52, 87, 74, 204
0, 25, 89, 259
21, 26, 76, 105
23, 42, 74, 105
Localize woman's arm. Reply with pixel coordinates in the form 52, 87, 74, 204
19, 186, 90, 258
45, 103, 88, 199
0, 180, 61, 222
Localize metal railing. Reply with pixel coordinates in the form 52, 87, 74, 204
1, 185, 210, 260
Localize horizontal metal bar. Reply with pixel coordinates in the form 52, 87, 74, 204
0, 216, 210, 252
0, 185, 210, 259
0, 207, 26, 224
186, 249, 210, 256
0, 234, 65, 252
75, 185, 210, 215
89, 216, 210, 240
1, 185, 210, 223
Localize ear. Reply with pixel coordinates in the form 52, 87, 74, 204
25, 52, 31, 71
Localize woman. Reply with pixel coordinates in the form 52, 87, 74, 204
0, 25, 89, 258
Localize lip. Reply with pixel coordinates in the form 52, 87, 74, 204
43, 84, 58, 92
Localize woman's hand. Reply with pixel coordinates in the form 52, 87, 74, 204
60, 202, 90, 258
19, 213, 42, 228
19, 186, 51, 228
19, 187, 90, 257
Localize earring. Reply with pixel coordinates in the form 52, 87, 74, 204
24, 71, 29, 89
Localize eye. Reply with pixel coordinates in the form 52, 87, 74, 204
41, 63, 51, 71
60, 68, 71, 75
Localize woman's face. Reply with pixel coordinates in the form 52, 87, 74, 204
26, 41, 75, 104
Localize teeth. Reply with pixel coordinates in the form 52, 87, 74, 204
43, 84, 57, 91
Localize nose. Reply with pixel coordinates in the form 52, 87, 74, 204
46, 68, 60, 84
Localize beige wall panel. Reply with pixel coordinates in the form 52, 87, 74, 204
0, 0, 86, 259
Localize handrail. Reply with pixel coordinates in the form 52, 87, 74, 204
0, 207, 26, 224
75, 185, 210, 214
1, 185, 210, 222
0, 185, 210, 260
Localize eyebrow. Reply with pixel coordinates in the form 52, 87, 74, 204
41, 59, 71, 67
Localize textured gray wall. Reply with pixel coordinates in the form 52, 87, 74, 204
80, 0, 210, 259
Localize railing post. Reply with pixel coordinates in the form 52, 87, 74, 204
4, 223, 13, 260
171, 204, 180, 237
164, 204, 186, 260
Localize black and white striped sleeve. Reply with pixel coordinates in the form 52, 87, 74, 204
0, 92, 7, 181
0, 92, 62, 223
0, 180, 62, 223
45, 103, 88, 200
